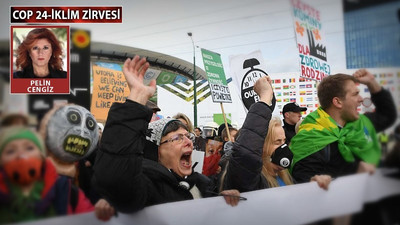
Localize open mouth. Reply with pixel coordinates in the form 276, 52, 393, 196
180, 151, 192, 168
63, 135, 91, 156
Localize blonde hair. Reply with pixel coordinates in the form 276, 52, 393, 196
261, 117, 294, 187
173, 113, 194, 133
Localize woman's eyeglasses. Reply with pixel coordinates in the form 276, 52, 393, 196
160, 133, 195, 145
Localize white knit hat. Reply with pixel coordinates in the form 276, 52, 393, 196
146, 118, 178, 146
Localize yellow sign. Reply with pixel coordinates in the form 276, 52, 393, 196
90, 65, 130, 122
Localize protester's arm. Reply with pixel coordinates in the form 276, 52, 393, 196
367, 88, 396, 132
357, 161, 376, 175
220, 189, 241, 206
353, 69, 397, 132
292, 144, 359, 183
291, 150, 328, 183
226, 77, 274, 192
93, 56, 156, 213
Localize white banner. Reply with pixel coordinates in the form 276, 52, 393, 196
18, 169, 400, 225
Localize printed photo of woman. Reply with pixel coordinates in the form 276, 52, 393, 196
13, 28, 67, 79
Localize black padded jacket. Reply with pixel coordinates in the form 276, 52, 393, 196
223, 102, 274, 192
93, 100, 214, 213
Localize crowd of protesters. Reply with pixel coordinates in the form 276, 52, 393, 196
0, 56, 398, 224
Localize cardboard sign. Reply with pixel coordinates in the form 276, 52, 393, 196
90, 64, 129, 122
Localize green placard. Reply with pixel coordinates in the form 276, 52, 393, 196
201, 48, 232, 103
213, 113, 231, 125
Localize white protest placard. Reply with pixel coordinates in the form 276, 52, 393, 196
290, 0, 331, 81
191, 150, 205, 174
229, 50, 272, 112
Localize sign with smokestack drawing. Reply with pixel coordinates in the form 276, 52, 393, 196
291, 0, 330, 81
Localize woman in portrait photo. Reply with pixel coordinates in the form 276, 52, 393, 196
13, 28, 67, 79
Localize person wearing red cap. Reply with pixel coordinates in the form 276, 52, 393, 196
282, 102, 307, 144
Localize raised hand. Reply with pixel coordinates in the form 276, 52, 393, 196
253, 76, 273, 106
123, 56, 157, 105
353, 69, 381, 94
310, 174, 332, 190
